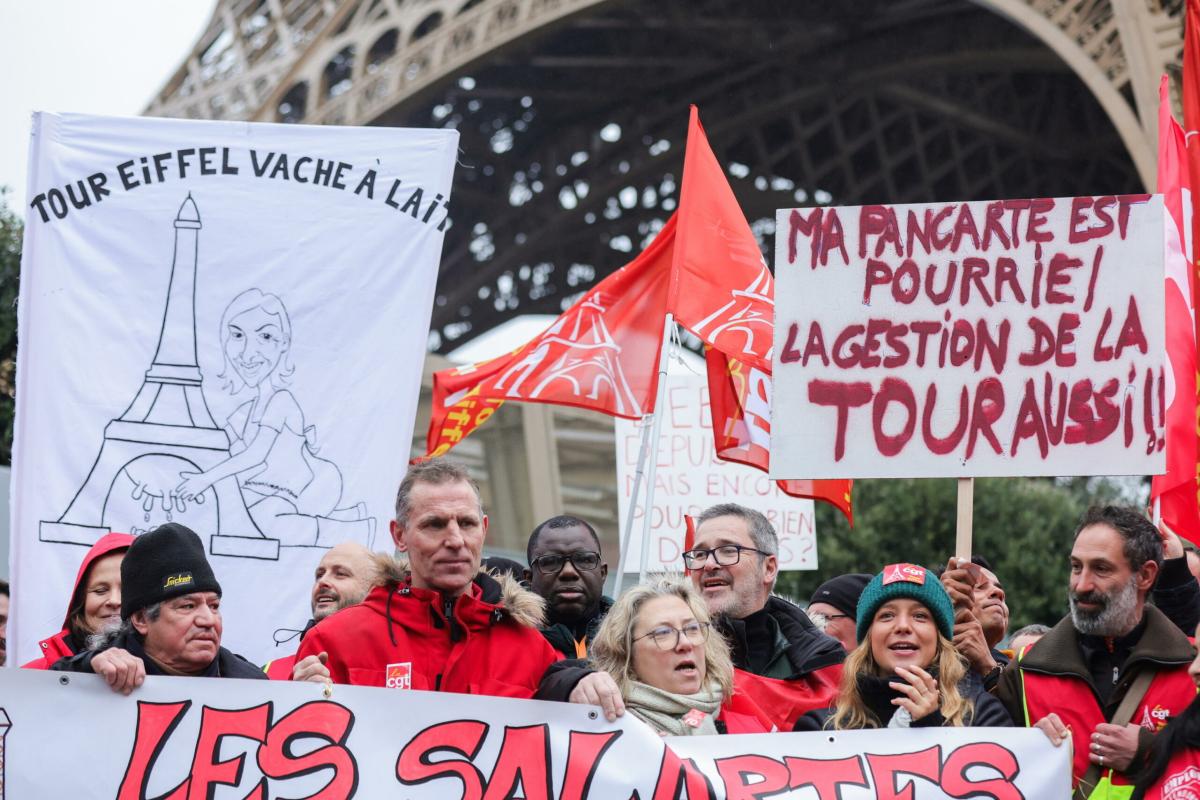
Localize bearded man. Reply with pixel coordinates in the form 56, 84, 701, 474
997, 506, 1195, 800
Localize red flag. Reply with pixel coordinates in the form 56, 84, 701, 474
1151, 76, 1200, 543
670, 106, 774, 373
683, 514, 696, 553
1184, 0, 1200, 314
669, 104, 853, 523
706, 347, 853, 525
424, 216, 676, 457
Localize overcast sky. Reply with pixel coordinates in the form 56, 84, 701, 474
1, 1, 217, 216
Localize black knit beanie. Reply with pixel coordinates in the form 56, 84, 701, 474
121, 523, 222, 619
809, 573, 872, 617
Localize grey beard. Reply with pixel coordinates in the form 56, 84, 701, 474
1069, 576, 1140, 637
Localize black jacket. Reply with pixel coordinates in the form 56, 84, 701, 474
717, 595, 845, 679
540, 596, 613, 659
51, 625, 268, 680
794, 670, 1013, 730
1152, 555, 1200, 635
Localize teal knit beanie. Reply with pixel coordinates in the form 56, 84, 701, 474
855, 563, 955, 643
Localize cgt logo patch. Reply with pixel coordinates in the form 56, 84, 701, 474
385, 662, 412, 690
883, 563, 926, 586
1140, 704, 1171, 732
163, 572, 194, 590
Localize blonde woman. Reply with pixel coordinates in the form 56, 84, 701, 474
546, 576, 773, 736
795, 563, 1011, 730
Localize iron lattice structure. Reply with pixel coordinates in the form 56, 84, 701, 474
146, 0, 1185, 540
147, 0, 1183, 351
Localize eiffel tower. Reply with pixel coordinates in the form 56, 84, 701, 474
39, 195, 281, 560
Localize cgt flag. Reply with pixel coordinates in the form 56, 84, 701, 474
1151, 76, 1200, 543
425, 216, 676, 457
670, 106, 774, 373
706, 347, 853, 524
673, 105, 853, 522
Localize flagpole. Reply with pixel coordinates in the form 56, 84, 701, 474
637, 314, 675, 586
614, 314, 675, 595
614, 412, 654, 596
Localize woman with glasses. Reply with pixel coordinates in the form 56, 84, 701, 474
572, 575, 773, 736
794, 563, 1011, 731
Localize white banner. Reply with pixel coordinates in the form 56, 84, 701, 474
616, 375, 817, 571
0, 670, 1071, 799
667, 725, 1072, 800
771, 196, 1166, 479
11, 113, 457, 664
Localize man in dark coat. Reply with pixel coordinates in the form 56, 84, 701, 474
539, 504, 843, 730
525, 515, 612, 659
52, 523, 266, 690
996, 506, 1195, 797
685, 504, 844, 682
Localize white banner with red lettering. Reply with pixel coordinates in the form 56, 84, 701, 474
771, 196, 1166, 479
12, 113, 457, 665
615, 375, 817, 571
0, 670, 1070, 798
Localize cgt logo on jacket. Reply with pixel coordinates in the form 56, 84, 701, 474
1141, 704, 1171, 732
386, 663, 412, 690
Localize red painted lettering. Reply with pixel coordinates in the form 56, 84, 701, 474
922, 384, 969, 455
809, 380, 873, 461
873, 377, 917, 456
395, 720, 488, 800
865, 747, 941, 800
786, 756, 871, 800
939, 743, 1022, 800
965, 378, 1005, 459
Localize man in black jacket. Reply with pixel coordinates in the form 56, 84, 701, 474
538, 504, 843, 725
52, 523, 266, 691
526, 515, 612, 659
684, 503, 844, 680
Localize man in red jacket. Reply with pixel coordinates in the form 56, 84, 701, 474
295, 458, 560, 695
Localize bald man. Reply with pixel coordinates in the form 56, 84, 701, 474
264, 542, 379, 680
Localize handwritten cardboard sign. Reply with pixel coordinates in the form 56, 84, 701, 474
771, 196, 1165, 479
616, 375, 816, 571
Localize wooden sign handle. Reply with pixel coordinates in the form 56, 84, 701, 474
956, 477, 974, 560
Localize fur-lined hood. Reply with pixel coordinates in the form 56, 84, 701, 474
369, 553, 546, 629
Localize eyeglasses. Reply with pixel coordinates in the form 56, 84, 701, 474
682, 545, 769, 570
531, 551, 602, 574
634, 621, 710, 650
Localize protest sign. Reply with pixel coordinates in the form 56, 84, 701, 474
616, 375, 816, 571
0, 670, 1070, 799
771, 196, 1166, 479
11, 113, 457, 664
667, 725, 1071, 800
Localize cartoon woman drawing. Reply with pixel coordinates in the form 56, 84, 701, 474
175, 289, 374, 547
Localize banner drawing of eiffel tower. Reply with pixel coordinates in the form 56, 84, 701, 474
38, 195, 281, 560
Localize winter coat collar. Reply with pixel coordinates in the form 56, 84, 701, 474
367, 554, 547, 633
541, 595, 613, 658
1018, 605, 1193, 682
718, 595, 845, 678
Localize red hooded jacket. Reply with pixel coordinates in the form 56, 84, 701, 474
23, 532, 134, 670
297, 557, 560, 697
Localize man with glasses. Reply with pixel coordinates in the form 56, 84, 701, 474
684, 504, 844, 679
543, 503, 845, 727
807, 573, 871, 654
525, 515, 612, 659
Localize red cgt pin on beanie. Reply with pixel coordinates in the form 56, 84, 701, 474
855, 563, 955, 644
120, 523, 222, 620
